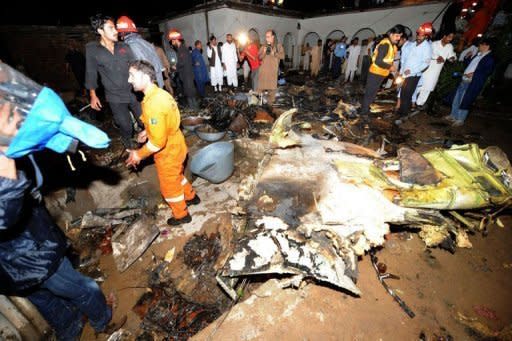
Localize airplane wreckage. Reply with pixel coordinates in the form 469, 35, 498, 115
219, 109, 512, 312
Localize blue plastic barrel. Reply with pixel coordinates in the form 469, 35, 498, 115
190, 142, 234, 184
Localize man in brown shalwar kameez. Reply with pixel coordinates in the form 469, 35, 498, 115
310, 39, 322, 77
257, 30, 284, 105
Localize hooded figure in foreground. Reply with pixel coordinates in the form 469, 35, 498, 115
0, 62, 125, 339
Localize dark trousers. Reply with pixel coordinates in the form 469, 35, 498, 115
29, 288, 84, 339
332, 56, 342, 79
360, 56, 371, 84
397, 76, 421, 117
195, 80, 206, 97
321, 54, 331, 74
360, 72, 386, 114
109, 95, 141, 147
28, 258, 111, 339
178, 72, 199, 110
251, 68, 259, 92
187, 97, 200, 111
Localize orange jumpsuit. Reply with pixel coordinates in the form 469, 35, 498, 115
136, 84, 195, 219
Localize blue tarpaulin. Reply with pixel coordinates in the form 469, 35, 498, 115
6, 87, 110, 158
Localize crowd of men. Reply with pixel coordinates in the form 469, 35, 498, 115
0, 13, 287, 339
81, 15, 496, 146
0, 12, 498, 341
302, 23, 495, 126
83, 15, 287, 146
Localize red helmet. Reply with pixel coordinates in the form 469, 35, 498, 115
167, 28, 183, 41
417, 22, 433, 37
116, 16, 137, 33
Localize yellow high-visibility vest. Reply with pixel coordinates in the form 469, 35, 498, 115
369, 38, 397, 77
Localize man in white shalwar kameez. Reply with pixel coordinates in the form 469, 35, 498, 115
303, 43, 311, 71
207, 35, 224, 92
413, 32, 456, 106
222, 34, 239, 88
344, 38, 361, 82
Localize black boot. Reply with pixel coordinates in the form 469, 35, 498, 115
186, 195, 201, 206
167, 214, 192, 226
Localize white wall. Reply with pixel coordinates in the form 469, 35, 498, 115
161, 7, 300, 67
160, 12, 208, 47
304, 32, 321, 47
298, 2, 448, 45
160, 2, 448, 68
352, 28, 376, 41
327, 30, 346, 40
160, 8, 298, 46
206, 8, 298, 46
283, 33, 294, 56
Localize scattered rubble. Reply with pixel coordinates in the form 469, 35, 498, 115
44, 73, 512, 339
111, 215, 159, 272
132, 288, 221, 339
454, 311, 512, 340
221, 108, 511, 296
131, 233, 231, 338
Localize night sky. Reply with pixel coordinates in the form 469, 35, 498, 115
1, 0, 339, 26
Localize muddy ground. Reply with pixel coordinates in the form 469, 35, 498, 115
42, 74, 512, 340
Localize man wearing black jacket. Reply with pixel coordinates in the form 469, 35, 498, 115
359, 25, 404, 116
447, 38, 495, 126
0, 64, 124, 338
85, 14, 142, 148
168, 29, 199, 110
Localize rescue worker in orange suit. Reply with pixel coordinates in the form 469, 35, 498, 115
359, 25, 404, 116
125, 60, 200, 226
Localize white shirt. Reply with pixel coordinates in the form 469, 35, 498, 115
464, 50, 490, 75
207, 45, 222, 68
430, 40, 456, 63
345, 45, 361, 72
400, 40, 433, 77
419, 40, 456, 92
459, 45, 478, 61
221, 42, 238, 65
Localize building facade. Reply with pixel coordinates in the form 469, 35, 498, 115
158, 1, 449, 68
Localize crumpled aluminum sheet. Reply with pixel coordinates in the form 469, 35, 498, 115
222, 112, 462, 295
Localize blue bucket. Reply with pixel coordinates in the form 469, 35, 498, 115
190, 142, 234, 184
